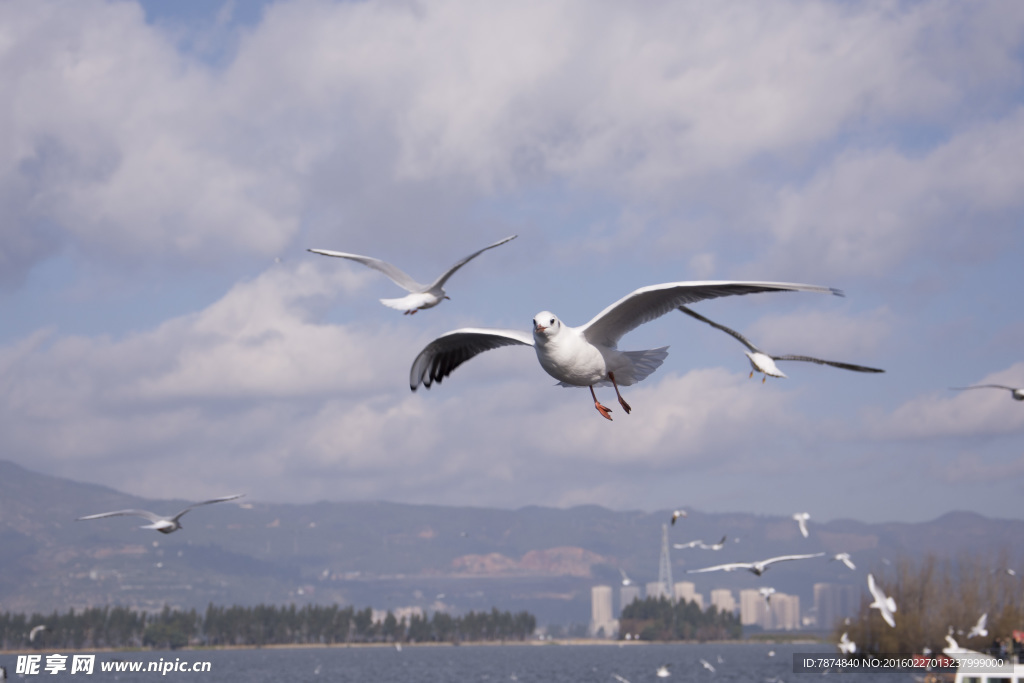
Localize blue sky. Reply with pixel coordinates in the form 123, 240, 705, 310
1, 0, 1022, 524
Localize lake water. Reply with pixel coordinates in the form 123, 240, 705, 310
1, 642, 916, 682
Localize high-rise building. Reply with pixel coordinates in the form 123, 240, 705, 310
646, 580, 670, 600
674, 581, 704, 609
814, 583, 859, 630
620, 584, 642, 615
711, 588, 736, 614
740, 589, 800, 629
657, 523, 673, 599
590, 585, 618, 638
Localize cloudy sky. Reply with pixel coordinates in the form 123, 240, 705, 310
2, 0, 1022, 524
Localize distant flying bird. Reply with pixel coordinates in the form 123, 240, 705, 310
951, 385, 1024, 401
612, 675, 631, 683
700, 658, 716, 673
29, 625, 47, 642
687, 553, 825, 576
76, 494, 244, 534
656, 664, 671, 678
867, 573, 897, 628
758, 587, 776, 609
792, 512, 811, 538
838, 632, 856, 655
671, 509, 688, 525
967, 613, 988, 639
701, 535, 728, 550
619, 569, 633, 586
673, 540, 703, 550
411, 280, 842, 420
308, 235, 517, 314
678, 305, 884, 382
832, 553, 856, 570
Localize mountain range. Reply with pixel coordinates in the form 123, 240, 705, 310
1, 460, 1020, 628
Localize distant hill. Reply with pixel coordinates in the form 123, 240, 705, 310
0, 460, 1020, 627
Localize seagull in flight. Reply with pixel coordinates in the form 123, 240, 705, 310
792, 512, 811, 538
837, 632, 856, 655
951, 385, 1024, 401
831, 553, 856, 570
967, 613, 988, 639
671, 509, 688, 525
867, 573, 897, 628
701, 535, 728, 550
673, 539, 703, 550
687, 552, 825, 576
700, 658, 716, 673
76, 495, 244, 534
308, 235, 517, 314
679, 305, 884, 382
758, 587, 776, 609
619, 568, 633, 586
411, 280, 842, 420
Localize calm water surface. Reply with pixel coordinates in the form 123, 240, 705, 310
2, 642, 916, 682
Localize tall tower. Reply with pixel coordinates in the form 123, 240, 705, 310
657, 523, 673, 600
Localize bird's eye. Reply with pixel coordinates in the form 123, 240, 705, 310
549, 318, 555, 325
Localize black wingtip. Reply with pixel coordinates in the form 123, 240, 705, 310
830, 287, 845, 297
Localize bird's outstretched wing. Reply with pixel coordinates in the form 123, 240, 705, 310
410, 328, 534, 390
307, 249, 424, 292
951, 384, 1014, 391
761, 552, 825, 567
581, 281, 842, 348
773, 355, 884, 373
427, 235, 517, 290
76, 509, 164, 524
170, 494, 244, 522
679, 305, 762, 354
687, 562, 751, 574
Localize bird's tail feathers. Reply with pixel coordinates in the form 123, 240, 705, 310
625, 346, 670, 383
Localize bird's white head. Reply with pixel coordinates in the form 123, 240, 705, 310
532, 312, 561, 342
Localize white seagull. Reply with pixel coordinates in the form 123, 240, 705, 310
679, 305, 884, 382
831, 553, 857, 570
758, 587, 776, 609
656, 664, 671, 678
619, 568, 633, 586
838, 632, 856, 655
867, 573, 897, 628
700, 658, 716, 673
674, 540, 703, 549
687, 553, 825, 576
308, 235, 517, 314
701, 535, 728, 551
951, 384, 1024, 401
967, 613, 988, 639
792, 512, 811, 538
76, 494, 244, 534
410, 280, 842, 420
671, 509, 688, 525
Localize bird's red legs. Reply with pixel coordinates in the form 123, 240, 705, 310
608, 371, 632, 415
589, 386, 613, 421
762, 375, 766, 384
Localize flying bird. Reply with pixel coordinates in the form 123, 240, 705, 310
308, 235, 517, 314
678, 305, 884, 382
867, 573, 897, 628
673, 540, 703, 550
831, 553, 856, 570
838, 632, 856, 655
687, 553, 825, 576
411, 280, 842, 420
656, 664, 671, 678
700, 658, 716, 673
792, 512, 811, 538
701, 535, 728, 550
671, 509, 688, 525
951, 385, 1024, 401
619, 569, 633, 586
76, 494, 244, 534
758, 587, 776, 609
29, 625, 47, 642
967, 613, 988, 639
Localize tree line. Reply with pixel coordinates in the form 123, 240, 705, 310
840, 553, 1024, 656
618, 596, 742, 641
0, 603, 537, 650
